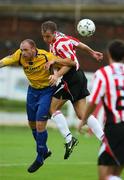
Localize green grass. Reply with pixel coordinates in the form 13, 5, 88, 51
0, 98, 26, 112
0, 98, 67, 113
0, 126, 124, 180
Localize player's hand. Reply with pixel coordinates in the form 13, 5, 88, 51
44, 60, 55, 70
93, 51, 103, 62
49, 73, 58, 86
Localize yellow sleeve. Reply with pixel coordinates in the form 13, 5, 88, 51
43, 51, 58, 62
49, 54, 59, 61
2, 49, 21, 66
46, 52, 62, 69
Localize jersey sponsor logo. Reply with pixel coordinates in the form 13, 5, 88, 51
24, 65, 42, 73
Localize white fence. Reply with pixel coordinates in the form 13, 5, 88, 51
0, 67, 94, 100
0, 67, 104, 126
0, 67, 28, 100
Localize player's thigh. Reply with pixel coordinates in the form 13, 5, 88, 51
36, 92, 53, 121
27, 107, 36, 123
50, 97, 67, 114
36, 91, 53, 131
26, 105, 36, 122
26, 86, 38, 121
73, 98, 86, 120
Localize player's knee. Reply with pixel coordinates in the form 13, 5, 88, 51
36, 121, 47, 132
28, 121, 36, 129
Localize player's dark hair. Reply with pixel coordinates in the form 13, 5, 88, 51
41, 21, 57, 33
108, 39, 124, 62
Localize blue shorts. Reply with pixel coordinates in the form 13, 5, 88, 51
26, 86, 55, 121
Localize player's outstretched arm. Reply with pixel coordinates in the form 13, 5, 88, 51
77, 42, 103, 61
0, 60, 6, 68
0, 55, 17, 68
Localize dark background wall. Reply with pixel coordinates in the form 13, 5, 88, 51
0, 2, 124, 71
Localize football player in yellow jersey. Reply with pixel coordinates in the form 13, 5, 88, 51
0, 39, 76, 173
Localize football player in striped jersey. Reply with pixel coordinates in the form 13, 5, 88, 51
41, 21, 104, 160
78, 39, 124, 180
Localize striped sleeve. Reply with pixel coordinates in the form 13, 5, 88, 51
54, 38, 80, 69
69, 36, 80, 46
89, 69, 105, 104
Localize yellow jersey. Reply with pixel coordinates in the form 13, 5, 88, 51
2, 49, 58, 89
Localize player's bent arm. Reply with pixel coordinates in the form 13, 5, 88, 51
45, 57, 76, 71
48, 66, 71, 86
45, 58, 75, 71
54, 58, 76, 67
56, 66, 71, 78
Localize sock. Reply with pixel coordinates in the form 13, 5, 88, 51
36, 130, 48, 163
87, 115, 104, 141
107, 175, 122, 180
51, 111, 72, 143
32, 129, 37, 141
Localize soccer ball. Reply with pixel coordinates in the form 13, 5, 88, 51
77, 19, 96, 37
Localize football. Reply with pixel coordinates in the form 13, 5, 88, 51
77, 19, 96, 37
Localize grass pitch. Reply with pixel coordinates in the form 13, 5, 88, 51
0, 126, 124, 180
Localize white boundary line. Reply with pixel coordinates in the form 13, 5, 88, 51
0, 162, 96, 167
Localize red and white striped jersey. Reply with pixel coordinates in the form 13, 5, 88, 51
49, 31, 80, 70
89, 63, 124, 124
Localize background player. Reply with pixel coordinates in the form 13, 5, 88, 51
78, 39, 124, 180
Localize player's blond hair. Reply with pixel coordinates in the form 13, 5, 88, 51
21, 39, 36, 48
